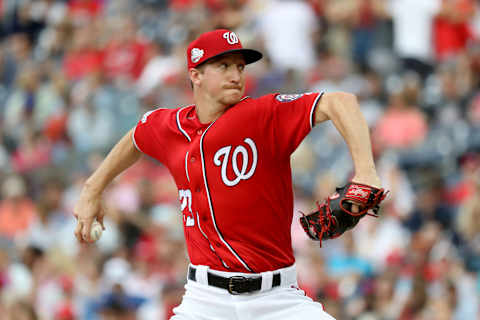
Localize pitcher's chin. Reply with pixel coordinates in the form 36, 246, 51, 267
221, 92, 243, 106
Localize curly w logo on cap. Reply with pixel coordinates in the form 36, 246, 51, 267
186, 29, 262, 69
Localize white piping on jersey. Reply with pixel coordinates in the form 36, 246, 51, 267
176, 106, 192, 142
196, 212, 230, 269
239, 96, 250, 102
196, 211, 209, 240
200, 121, 253, 272
309, 92, 324, 129
185, 151, 190, 183
131, 126, 143, 153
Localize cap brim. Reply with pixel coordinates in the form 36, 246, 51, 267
196, 48, 263, 67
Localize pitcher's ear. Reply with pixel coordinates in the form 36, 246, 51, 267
189, 68, 201, 87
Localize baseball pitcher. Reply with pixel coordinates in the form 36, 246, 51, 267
74, 29, 386, 319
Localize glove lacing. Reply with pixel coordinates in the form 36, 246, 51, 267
315, 199, 339, 247
314, 194, 384, 247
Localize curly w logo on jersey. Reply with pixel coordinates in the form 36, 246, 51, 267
213, 138, 257, 187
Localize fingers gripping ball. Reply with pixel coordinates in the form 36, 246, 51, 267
299, 182, 387, 247
90, 221, 103, 242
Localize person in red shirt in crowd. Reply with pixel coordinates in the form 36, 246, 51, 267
102, 18, 151, 82
434, 0, 476, 62
73, 29, 382, 319
63, 25, 103, 80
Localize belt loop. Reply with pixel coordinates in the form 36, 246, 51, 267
196, 265, 209, 285
260, 271, 273, 292
280, 268, 289, 287
282, 264, 297, 287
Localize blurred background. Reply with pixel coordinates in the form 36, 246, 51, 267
0, 0, 480, 319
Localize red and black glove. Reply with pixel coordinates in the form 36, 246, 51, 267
299, 182, 387, 246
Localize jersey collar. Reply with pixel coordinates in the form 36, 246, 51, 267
181, 96, 251, 131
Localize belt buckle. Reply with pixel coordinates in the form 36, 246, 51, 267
228, 276, 248, 295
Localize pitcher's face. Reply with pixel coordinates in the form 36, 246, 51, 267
191, 53, 246, 107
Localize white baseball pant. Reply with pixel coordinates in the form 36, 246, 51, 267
170, 264, 336, 320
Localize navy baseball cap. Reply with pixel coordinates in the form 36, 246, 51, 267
187, 29, 263, 69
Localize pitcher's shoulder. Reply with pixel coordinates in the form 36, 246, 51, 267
140, 105, 194, 124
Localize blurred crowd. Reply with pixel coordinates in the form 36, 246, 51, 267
1, 0, 480, 319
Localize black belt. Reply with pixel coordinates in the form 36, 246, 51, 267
188, 266, 281, 295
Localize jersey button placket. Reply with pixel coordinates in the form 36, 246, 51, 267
196, 129, 202, 135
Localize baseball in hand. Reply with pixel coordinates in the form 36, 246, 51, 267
90, 221, 103, 241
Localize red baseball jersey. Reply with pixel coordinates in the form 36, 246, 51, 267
133, 92, 323, 273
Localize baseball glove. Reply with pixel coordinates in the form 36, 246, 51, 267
300, 182, 387, 247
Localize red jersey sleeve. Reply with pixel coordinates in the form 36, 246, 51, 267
132, 108, 169, 161
263, 92, 324, 157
